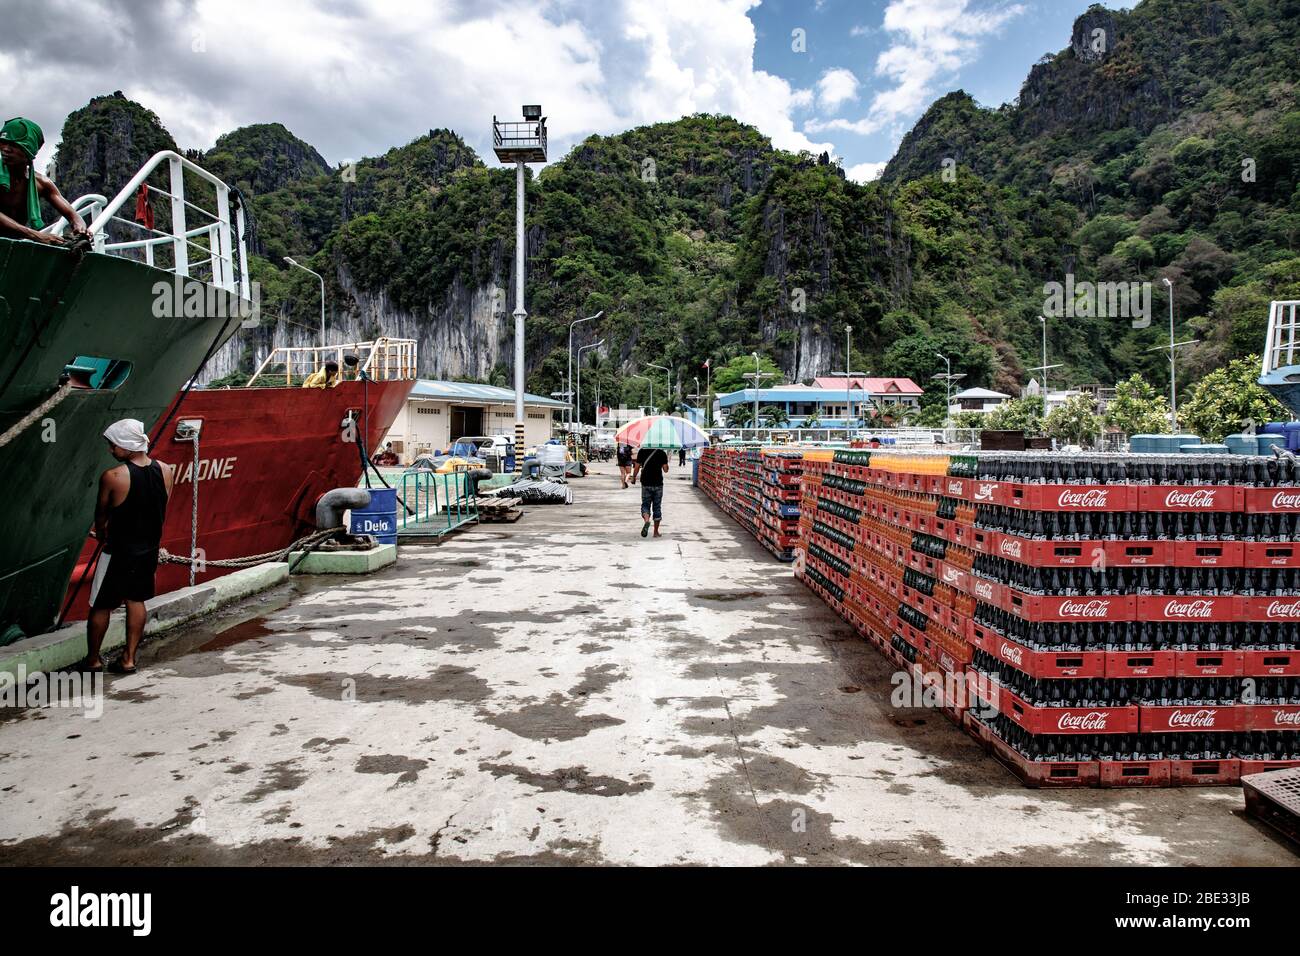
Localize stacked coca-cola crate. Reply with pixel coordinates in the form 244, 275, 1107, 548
796, 448, 1300, 788
699, 445, 789, 557
757, 451, 803, 562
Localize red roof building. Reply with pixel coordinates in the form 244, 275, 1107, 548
812, 376, 924, 398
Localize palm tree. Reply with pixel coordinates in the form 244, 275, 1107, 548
727, 404, 753, 428
866, 399, 916, 428
760, 405, 790, 427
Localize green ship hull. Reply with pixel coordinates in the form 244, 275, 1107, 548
0, 237, 243, 641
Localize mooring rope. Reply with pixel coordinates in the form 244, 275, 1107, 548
0, 383, 72, 449
157, 527, 341, 570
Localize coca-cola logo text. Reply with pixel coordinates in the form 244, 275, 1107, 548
1163, 599, 1214, 619
1057, 489, 1109, 508
999, 538, 1023, 558
998, 641, 1024, 667
1272, 710, 1300, 727
947, 480, 964, 496
1056, 711, 1110, 731
974, 582, 994, 600
1270, 491, 1300, 510
1266, 600, 1300, 619
1164, 488, 1218, 509
1167, 708, 1219, 729
1058, 599, 1111, 618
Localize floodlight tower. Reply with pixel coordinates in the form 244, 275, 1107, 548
494, 104, 548, 471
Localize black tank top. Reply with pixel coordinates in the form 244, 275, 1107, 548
106, 460, 168, 555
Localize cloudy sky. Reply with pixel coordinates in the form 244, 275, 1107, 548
3, 0, 1138, 182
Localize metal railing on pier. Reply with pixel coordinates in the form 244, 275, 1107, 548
395, 470, 479, 538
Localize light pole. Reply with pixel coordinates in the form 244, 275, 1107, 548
845, 325, 852, 429
936, 352, 951, 427
568, 310, 601, 431
577, 340, 603, 428
647, 362, 671, 414
630, 373, 653, 413
705, 361, 712, 428
284, 256, 325, 343
493, 105, 547, 471
693, 376, 700, 423
752, 352, 760, 428
1039, 316, 1048, 398
1147, 277, 1198, 432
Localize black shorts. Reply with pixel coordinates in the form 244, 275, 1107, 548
89, 550, 159, 610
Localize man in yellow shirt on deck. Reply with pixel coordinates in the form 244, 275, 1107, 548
302, 360, 341, 388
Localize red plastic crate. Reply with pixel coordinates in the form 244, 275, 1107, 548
1241, 595, 1300, 622
1245, 704, 1300, 732
1007, 483, 1136, 512
1174, 649, 1243, 677
1244, 487, 1300, 513
1242, 650, 1300, 677
1172, 540, 1243, 567
1105, 540, 1173, 567
1137, 595, 1238, 623
1099, 759, 1173, 787
988, 732, 1100, 788
1242, 542, 1300, 568
1139, 485, 1243, 512
1140, 705, 1243, 733
1170, 759, 1240, 786
1105, 650, 1178, 678
1007, 592, 1135, 623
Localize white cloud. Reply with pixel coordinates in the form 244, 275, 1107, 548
845, 161, 887, 183
3, 0, 835, 175
816, 68, 860, 112
807, 0, 1024, 138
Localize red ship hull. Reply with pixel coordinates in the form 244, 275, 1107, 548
64, 378, 412, 620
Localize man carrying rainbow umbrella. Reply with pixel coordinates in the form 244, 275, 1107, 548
615, 415, 709, 539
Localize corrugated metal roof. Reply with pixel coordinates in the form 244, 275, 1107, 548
407, 379, 567, 408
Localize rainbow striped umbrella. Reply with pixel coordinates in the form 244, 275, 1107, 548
615, 415, 710, 449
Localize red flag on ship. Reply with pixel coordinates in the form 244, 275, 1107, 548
134, 183, 154, 230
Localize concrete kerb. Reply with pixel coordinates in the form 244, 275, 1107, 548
0, 561, 289, 681
286, 543, 396, 574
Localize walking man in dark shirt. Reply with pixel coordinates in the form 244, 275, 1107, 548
85, 420, 174, 674
632, 445, 669, 538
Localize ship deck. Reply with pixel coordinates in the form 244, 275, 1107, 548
0, 466, 1294, 865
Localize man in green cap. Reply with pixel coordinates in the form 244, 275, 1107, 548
0, 117, 88, 244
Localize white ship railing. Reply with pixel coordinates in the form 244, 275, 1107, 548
1262, 300, 1300, 377
247, 337, 418, 386
43, 150, 250, 299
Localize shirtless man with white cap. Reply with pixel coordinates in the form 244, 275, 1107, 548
85, 419, 174, 673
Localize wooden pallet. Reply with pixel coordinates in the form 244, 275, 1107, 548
475, 496, 522, 523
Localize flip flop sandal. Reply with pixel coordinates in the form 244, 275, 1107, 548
108, 661, 137, 675
641, 520, 651, 538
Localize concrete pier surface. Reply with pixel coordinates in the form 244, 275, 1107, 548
1, 466, 1294, 865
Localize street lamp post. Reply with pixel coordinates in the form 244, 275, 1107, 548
284, 256, 325, 343
1164, 277, 1176, 426
568, 310, 602, 432
577, 340, 604, 429
493, 105, 548, 472
936, 352, 951, 427
647, 362, 671, 414
1039, 316, 1048, 398
845, 326, 852, 429
630, 373, 653, 413
752, 352, 760, 428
